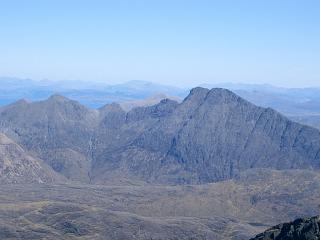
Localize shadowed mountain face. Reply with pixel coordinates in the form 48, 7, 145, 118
0, 95, 98, 182
93, 87, 320, 184
251, 216, 320, 240
0, 87, 320, 184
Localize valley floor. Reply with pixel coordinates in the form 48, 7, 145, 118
0, 169, 319, 240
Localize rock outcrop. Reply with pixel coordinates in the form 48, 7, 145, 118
251, 216, 320, 240
0, 133, 63, 184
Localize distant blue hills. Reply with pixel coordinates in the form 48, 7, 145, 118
0, 77, 188, 108
1, 77, 320, 129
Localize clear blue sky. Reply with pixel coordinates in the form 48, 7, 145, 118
0, 0, 319, 87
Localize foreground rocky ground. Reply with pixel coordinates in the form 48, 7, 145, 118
0, 169, 319, 240
251, 216, 320, 240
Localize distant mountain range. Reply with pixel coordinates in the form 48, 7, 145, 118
1, 77, 320, 129
0, 77, 187, 108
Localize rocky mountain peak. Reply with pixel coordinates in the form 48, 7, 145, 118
99, 102, 124, 114
47, 94, 72, 103
183, 87, 244, 108
185, 87, 210, 101
98, 103, 126, 127
43, 94, 98, 122
0, 99, 29, 112
207, 87, 241, 101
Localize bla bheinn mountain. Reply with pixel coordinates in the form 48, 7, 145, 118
0, 87, 320, 185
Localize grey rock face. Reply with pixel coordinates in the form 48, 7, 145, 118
1, 87, 320, 184
0, 95, 99, 182
95, 87, 320, 184
0, 133, 63, 184
251, 216, 320, 240
160, 88, 320, 183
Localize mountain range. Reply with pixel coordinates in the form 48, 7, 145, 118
0, 85, 320, 239
0, 87, 320, 184
0, 77, 187, 108
1, 77, 320, 130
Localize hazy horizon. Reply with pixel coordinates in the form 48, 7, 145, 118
1, 0, 319, 88
2, 76, 320, 89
